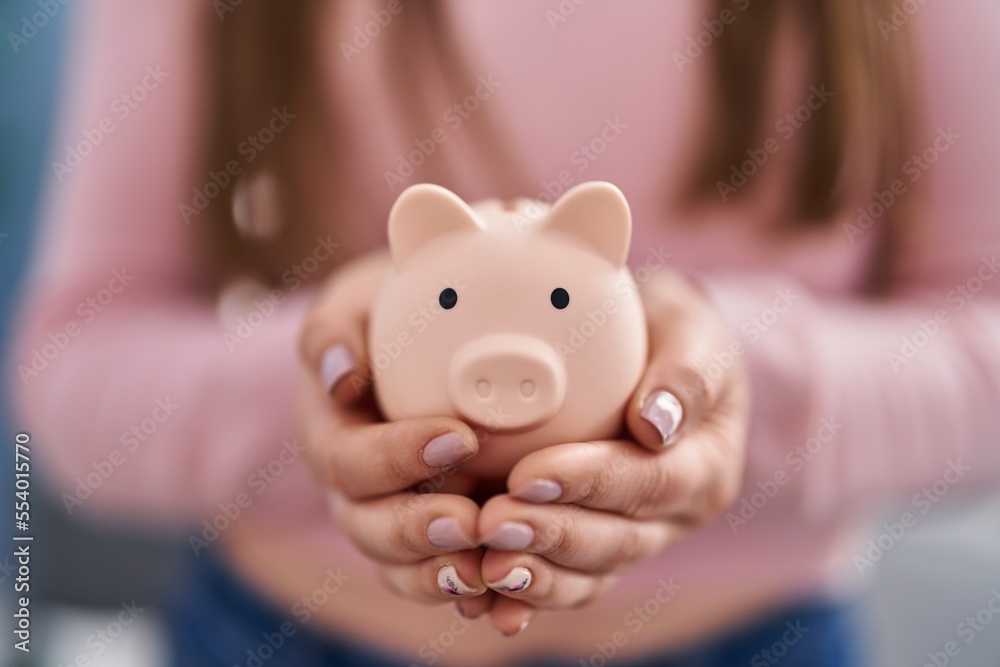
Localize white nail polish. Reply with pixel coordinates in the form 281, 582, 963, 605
640, 390, 684, 445
488, 566, 532, 593
438, 565, 478, 596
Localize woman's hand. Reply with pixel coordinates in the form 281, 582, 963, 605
476, 270, 751, 634
297, 252, 489, 607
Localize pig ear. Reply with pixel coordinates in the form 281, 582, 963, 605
388, 184, 484, 266
540, 182, 631, 268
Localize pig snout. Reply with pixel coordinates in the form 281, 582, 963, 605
448, 334, 566, 431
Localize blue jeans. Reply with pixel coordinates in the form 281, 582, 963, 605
165, 551, 864, 667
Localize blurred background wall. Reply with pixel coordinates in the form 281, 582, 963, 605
1, 2, 179, 665
0, 2, 997, 666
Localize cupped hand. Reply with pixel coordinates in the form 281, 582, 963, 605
297, 252, 490, 608
476, 270, 751, 634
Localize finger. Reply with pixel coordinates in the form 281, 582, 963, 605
299, 252, 390, 401
379, 551, 487, 604
456, 591, 496, 620
478, 495, 675, 573
327, 490, 481, 564
481, 551, 615, 610
628, 284, 734, 450
507, 440, 712, 520
489, 597, 535, 637
301, 317, 367, 405
303, 374, 480, 498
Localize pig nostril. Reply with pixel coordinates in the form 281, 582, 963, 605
520, 380, 536, 399
476, 380, 492, 399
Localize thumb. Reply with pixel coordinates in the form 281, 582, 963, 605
625, 322, 732, 452
299, 253, 390, 404
302, 322, 371, 405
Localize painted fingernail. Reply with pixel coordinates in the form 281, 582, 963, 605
488, 567, 532, 593
321, 345, 355, 393
437, 564, 479, 596
504, 620, 529, 637
483, 522, 534, 551
640, 390, 684, 446
511, 479, 562, 503
427, 517, 477, 551
422, 433, 474, 469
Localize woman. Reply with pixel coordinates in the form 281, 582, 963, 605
10, 0, 1000, 665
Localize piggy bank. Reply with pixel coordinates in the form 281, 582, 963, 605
368, 181, 647, 477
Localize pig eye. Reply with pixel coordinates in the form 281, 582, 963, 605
439, 287, 458, 310
550, 288, 570, 309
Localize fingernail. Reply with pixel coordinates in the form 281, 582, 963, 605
321, 345, 355, 393
456, 602, 480, 619
483, 522, 534, 551
504, 620, 529, 637
640, 390, 684, 446
438, 564, 479, 596
427, 517, 477, 551
422, 433, 474, 469
488, 566, 532, 593
511, 479, 562, 503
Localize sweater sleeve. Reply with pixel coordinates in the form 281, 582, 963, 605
6, 0, 314, 522
697, 0, 1000, 516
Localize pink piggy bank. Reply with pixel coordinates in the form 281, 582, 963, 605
368, 181, 648, 477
